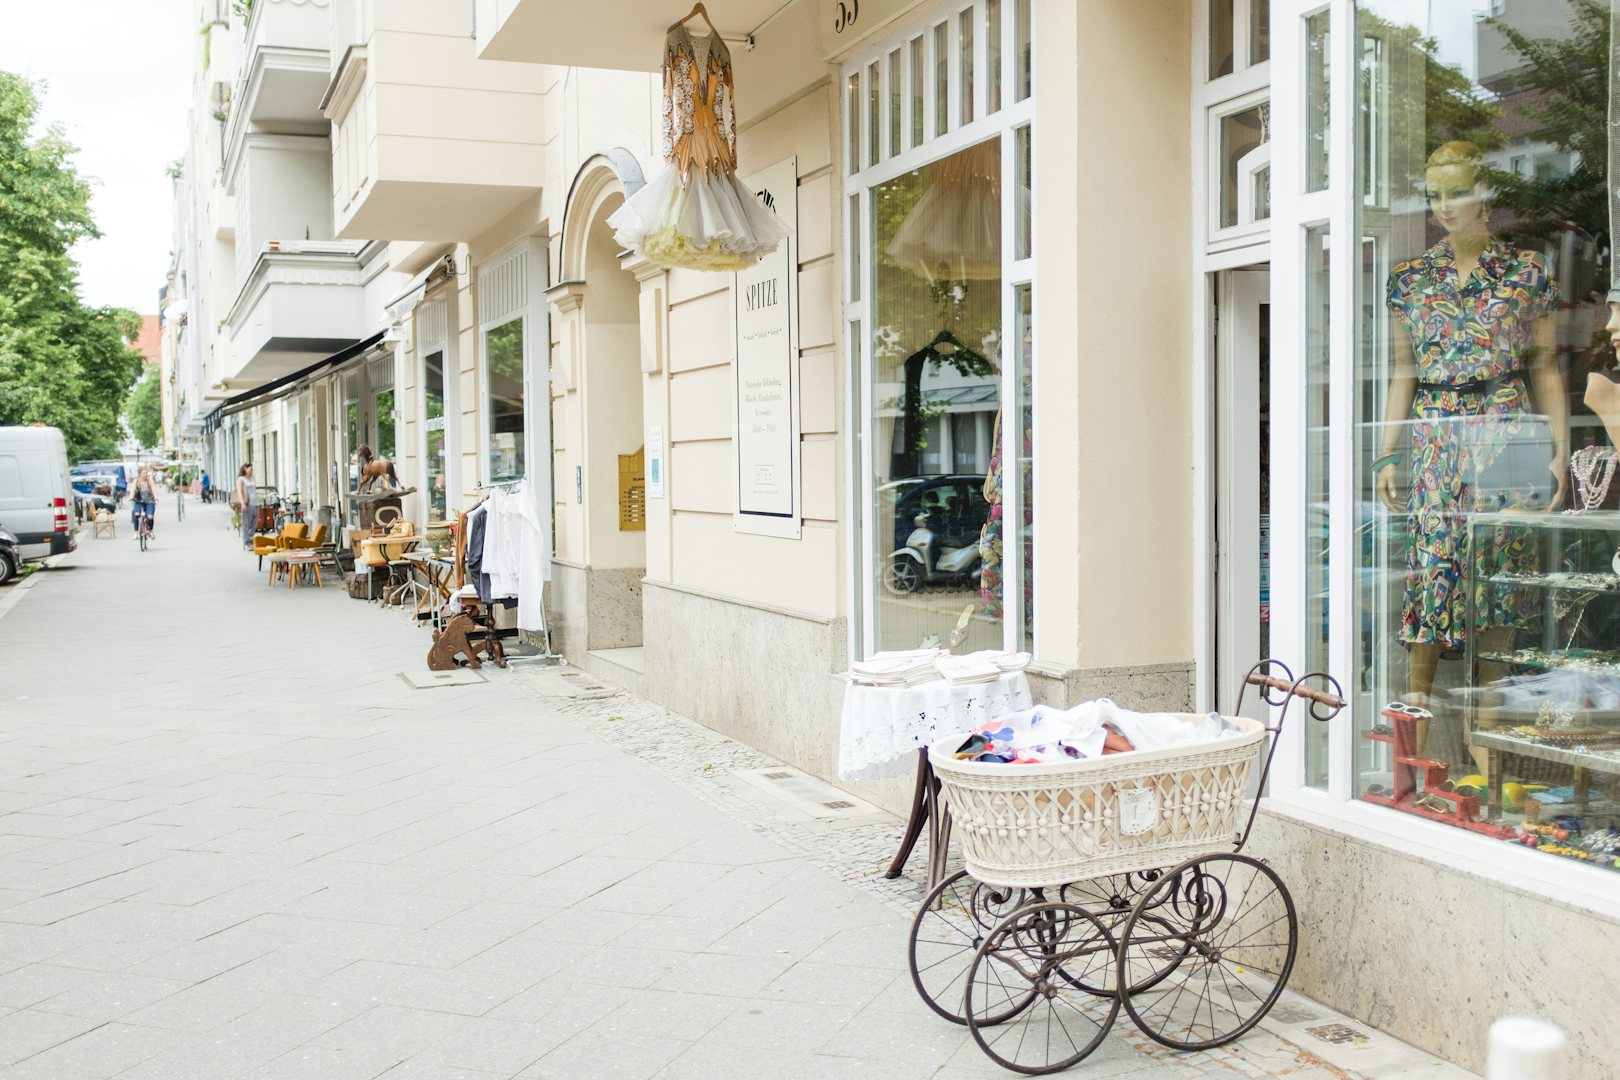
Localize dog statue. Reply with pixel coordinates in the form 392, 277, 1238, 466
428, 613, 485, 670
354, 444, 400, 494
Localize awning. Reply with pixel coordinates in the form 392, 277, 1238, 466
202, 331, 386, 435
385, 253, 455, 325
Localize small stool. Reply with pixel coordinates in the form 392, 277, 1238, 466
285, 551, 322, 590
265, 551, 291, 588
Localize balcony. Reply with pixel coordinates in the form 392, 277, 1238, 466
472, 0, 824, 122
223, 240, 371, 388
324, 7, 547, 242
227, 0, 331, 180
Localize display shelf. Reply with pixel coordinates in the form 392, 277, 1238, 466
1464, 511, 1620, 834
1478, 651, 1620, 673
1484, 573, 1620, 591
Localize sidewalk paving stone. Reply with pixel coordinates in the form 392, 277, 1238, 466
0, 506, 1466, 1079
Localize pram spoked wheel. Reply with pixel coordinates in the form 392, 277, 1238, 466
907, 869, 1033, 1024
962, 900, 1120, 1075
1116, 853, 1298, 1050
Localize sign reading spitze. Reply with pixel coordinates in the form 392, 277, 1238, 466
733, 158, 799, 533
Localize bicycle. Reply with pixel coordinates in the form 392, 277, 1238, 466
176, 490, 185, 523
137, 506, 153, 551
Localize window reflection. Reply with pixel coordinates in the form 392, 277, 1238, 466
485, 319, 525, 484
870, 139, 1012, 652
1341, 2, 1618, 868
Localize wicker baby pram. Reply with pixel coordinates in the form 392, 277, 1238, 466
906, 661, 1345, 1076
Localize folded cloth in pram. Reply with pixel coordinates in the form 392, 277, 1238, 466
954, 698, 1239, 764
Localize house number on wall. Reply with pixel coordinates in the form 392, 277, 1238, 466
833, 0, 858, 33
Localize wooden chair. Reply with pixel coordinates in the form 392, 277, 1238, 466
91, 511, 116, 539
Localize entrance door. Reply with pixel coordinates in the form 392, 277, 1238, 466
1214, 270, 1270, 718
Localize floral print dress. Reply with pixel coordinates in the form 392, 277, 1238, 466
1385, 240, 1559, 649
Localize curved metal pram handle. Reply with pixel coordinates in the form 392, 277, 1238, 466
1232, 659, 1346, 850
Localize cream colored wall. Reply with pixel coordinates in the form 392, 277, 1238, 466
1031, 0, 1193, 671
648, 85, 841, 619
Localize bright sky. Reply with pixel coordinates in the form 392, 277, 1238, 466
0, 0, 193, 315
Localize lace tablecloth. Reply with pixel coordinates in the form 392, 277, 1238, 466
838, 672, 1032, 781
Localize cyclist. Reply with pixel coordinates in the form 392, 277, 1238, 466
131, 467, 158, 544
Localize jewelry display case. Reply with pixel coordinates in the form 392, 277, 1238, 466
1463, 510, 1620, 836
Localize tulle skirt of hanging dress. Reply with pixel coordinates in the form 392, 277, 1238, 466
608, 165, 788, 273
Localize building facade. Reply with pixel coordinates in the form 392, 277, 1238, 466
164, 0, 1620, 1074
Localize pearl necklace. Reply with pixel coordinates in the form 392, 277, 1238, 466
1570, 446, 1617, 512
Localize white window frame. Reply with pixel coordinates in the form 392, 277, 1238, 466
1266, 0, 1620, 914
416, 293, 458, 522
841, 0, 1034, 662
476, 238, 551, 498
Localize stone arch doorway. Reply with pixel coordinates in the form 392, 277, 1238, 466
553, 154, 648, 681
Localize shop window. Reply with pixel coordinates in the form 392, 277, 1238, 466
867, 137, 1018, 653
847, 2, 1035, 659
1216, 99, 1270, 233
423, 349, 448, 520
484, 318, 525, 485
1314, 0, 1619, 870
1304, 9, 1330, 193
374, 388, 395, 460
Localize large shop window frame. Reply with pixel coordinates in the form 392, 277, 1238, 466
416, 293, 458, 521
477, 239, 551, 491
1267, 0, 1620, 914
841, 0, 1034, 661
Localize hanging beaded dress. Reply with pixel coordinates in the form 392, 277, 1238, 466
609, 23, 787, 272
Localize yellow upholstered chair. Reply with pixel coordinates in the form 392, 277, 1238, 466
284, 523, 327, 550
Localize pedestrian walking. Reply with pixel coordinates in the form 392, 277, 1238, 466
200, 469, 211, 504
234, 463, 256, 549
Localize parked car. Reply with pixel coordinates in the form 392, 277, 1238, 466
879, 474, 991, 555
71, 460, 127, 501
0, 527, 19, 585
0, 425, 77, 563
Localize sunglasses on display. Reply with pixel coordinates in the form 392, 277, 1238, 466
1383, 702, 1434, 718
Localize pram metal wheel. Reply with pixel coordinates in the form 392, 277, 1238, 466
907, 869, 1033, 1025
1057, 869, 1190, 996
963, 901, 1120, 1075
1116, 852, 1298, 1050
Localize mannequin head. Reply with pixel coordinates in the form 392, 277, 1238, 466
1425, 141, 1490, 243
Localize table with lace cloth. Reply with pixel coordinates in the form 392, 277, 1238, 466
838, 670, 1032, 781
839, 671, 1032, 891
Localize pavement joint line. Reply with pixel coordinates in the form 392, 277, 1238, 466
0, 560, 53, 622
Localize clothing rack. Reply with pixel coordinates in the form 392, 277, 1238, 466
455, 485, 559, 664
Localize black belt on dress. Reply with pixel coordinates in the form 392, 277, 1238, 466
1416, 369, 1526, 395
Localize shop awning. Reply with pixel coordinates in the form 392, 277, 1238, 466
202, 331, 386, 435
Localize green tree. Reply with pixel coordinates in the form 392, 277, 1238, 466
0, 72, 146, 460
126, 368, 161, 449
1482, 2, 1610, 278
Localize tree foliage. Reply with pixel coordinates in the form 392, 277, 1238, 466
0, 72, 146, 460
1483, 2, 1610, 270
127, 369, 161, 449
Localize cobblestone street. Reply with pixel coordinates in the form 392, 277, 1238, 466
0, 506, 1470, 1079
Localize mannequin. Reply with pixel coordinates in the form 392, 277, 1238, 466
1374, 142, 1567, 761
1585, 293, 1620, 443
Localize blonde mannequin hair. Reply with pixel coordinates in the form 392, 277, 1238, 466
1426, 140, 1483, 172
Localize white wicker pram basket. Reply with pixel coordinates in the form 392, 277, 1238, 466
929, 714, 1265, 889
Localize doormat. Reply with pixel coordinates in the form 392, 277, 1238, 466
399, 669, 488, 689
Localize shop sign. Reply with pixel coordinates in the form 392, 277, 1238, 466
733, 157, 799, 538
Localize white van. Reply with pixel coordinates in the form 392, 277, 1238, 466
0, 426, 78, 563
